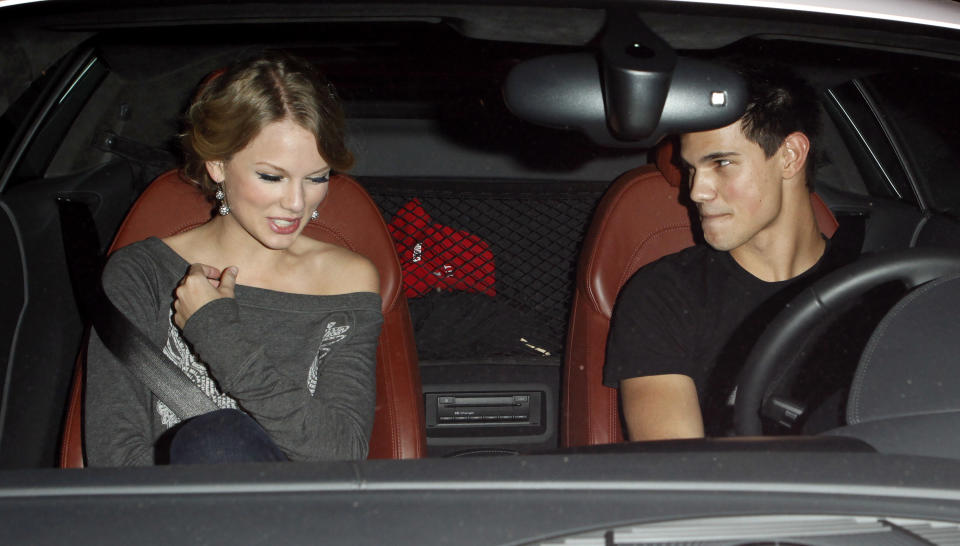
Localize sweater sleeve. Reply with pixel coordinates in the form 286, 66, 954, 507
182, 296, 383, 462
84, 245, 166, 467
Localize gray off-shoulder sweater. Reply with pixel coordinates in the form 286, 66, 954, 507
85, 237, 383, 466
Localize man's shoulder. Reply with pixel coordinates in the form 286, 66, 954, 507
622, 245, 721, 290
605, 245, 718, 388
647, 244, 722, 269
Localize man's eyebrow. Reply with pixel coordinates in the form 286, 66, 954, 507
698, 151, 740, 163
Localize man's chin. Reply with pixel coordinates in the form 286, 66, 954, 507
704, 234, 738, 252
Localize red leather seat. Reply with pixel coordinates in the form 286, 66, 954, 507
61, 170, 426, 467
561, 140, 839, 447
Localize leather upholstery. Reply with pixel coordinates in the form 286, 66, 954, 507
61, 170, 426, 467
561, 139, 838, 447
847, 274, 960, 425
827, 273, 960, 459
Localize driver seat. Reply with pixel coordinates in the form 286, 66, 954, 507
561, 139, 839, 447
60, 169, 426, 466
827, 273, 960, 458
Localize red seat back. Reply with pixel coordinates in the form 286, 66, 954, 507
61, 170, 426, 467
561, 140, 838, 447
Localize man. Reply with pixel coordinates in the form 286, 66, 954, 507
603, 67, 851, 441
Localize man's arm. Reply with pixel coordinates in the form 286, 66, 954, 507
620, 374, 704, 441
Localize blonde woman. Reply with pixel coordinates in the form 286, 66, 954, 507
86, 51, 381, 466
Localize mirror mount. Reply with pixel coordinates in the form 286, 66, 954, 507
600, 9, 676, 140
503, 9, 747, 147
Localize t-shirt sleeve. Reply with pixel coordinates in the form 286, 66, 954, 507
182, 297, 383, 462
85, 245, 165, 467
603, 262, 698, 387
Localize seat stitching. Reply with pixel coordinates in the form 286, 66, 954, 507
616, 223, 692, 292
849, 280, 939, 424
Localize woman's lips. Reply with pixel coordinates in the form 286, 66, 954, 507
268, 217, 301, 234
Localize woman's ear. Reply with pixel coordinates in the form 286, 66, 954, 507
780, 132, 810, 181
205, 160, 225, 183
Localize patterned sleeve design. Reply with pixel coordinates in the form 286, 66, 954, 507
157, 311, 239, 428
307, 318, 352, 396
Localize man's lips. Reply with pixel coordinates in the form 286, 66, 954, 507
268, 217, 301, 234
699, 211, 731, 221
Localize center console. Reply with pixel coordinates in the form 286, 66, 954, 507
419, 358, 559, 456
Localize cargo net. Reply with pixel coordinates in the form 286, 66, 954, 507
361, 178, 607, 361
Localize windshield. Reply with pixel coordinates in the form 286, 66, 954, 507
3, 1, 960, 533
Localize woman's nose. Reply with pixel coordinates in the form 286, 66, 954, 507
281, 182, 305, 212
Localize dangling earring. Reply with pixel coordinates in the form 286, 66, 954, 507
310, 210, 319, 221
215, 185, 230, 216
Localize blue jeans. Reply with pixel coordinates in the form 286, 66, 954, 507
169, 409, 288, 464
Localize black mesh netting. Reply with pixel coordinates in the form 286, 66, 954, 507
361, 178, 608, 361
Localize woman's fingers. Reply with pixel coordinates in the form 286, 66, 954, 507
218, 266, 238, 297
184, 262, 217, 277
173, 263, 239, 328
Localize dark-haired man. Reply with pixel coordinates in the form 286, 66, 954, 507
603, 68, 851, 441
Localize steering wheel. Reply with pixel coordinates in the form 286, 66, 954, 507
734, 247, 960, 436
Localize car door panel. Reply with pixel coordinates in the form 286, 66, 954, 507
0, 161, 140, 468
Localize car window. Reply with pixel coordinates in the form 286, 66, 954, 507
3, 51, 109, 186
0, 55, 64, 187
864, 69, 960, 217
812, 104, 871, 197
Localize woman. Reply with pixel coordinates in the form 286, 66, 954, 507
85, 51, 382, 466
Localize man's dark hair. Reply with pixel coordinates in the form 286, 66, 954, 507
738, 64, 822, 189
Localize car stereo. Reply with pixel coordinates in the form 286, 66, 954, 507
427, 392, 541, 427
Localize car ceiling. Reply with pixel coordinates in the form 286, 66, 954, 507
9, 0, 960, 50
4, 1, 960, 147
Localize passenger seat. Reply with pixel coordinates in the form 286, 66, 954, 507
60, 169, 426, 466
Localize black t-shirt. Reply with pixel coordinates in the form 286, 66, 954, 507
603, 239, 855, 435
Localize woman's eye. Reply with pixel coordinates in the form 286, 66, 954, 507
257, 172, 283, 182
308, 175, 330, 184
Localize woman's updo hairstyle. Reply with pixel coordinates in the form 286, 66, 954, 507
181, 50, 354, 199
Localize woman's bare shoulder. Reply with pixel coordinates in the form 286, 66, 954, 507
301, 240, 380, 295
160, 227, 206, 263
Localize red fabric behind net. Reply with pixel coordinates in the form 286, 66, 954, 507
388, 198, 496, 298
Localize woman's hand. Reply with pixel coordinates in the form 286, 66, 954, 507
173, 264, 238, 329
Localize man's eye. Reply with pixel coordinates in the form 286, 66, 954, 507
715, 159, 731, 168
257, 172, 283, 182
308, 175, 330, 184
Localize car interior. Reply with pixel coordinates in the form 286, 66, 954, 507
4, 3, 960, 471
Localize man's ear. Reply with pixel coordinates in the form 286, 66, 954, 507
780, 132, 810, 181
206, 160, 225, 183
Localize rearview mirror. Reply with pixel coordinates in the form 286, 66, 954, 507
503, 11, 746, 147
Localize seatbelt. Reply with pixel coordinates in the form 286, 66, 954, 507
93, 294, 220, 419
832, 212, 867, 262
57, 196, 218, 420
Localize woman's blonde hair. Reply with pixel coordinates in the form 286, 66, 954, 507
180, 50, 354, 198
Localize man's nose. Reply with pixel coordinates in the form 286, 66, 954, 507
689, 171, 716, 204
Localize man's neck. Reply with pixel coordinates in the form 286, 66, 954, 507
729, 196, 826, 282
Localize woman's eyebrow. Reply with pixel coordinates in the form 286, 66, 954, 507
255, 162, 330, 176
255, 162, 288, 173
